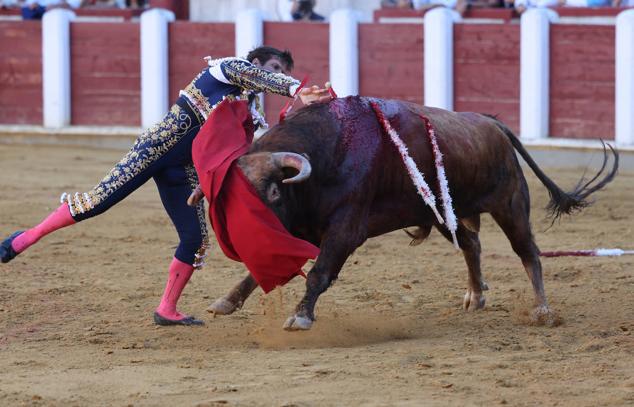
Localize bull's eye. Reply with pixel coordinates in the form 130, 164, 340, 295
266, 183, 281, 203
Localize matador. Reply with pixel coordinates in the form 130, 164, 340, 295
0, 46, 329, 326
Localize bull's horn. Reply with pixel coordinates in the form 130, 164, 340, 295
271, 152, 312, 184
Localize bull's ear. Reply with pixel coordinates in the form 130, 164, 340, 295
266, 182, 281, 203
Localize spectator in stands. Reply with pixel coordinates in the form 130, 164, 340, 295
467, 0, 505, 8
291, 0, 325, 21
125, 0, 146, 8
412, 0, 469, 15
84, 0, 121, 8
613, 0, 634, 5
381, 0, 415, 7
382, 0, 468, 14
88, 0, 145, 8
21, 0, 86, 19
565, 0, 609, 6
2, 0, 21, 9
510, 0, 559, 14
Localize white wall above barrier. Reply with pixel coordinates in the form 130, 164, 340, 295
330, 9, 359, 97
616, 10, 634, 147
141, 8, 175, 129
42, 9, 75, 128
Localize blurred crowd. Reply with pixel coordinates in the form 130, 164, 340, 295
277, 0, 325, 21
382, 0, 634, 15
3, 0, 632, 21
2, 0, 327, 21
1, 0, 147, 19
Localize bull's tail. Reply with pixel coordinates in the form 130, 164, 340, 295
492, 119, 619, 221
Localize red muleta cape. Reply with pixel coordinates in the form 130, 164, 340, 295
191, 99, 320, 293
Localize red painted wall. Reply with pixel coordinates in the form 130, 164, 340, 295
0, 20, 619, 143
0, 21, 42, 125
263, 22, 330, 126
454, 24, 520, 133
169, 22, 235, 103
70, 22, 140, 126
359, 23, 424, 104
549, 24, 615, 140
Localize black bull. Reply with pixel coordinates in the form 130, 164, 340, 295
207, 96, 618, 330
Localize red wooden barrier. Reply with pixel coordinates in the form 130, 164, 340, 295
359, 23, 424, 104
0, 21, 42, 125
169, 22, 235, 103
549, 24, 615, 140
263, 22, 330, 126
0, 19, 621, 143
70, 22, 140, 126
454, 23, 520, 133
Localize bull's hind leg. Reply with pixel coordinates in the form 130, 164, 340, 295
435, 217, 488, 311
490, 197, 555, 326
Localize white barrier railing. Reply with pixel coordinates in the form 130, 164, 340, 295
616, 10, 634, 147
424, 8, 461, 111
42, 9, 75, 128
330, 9, 360, 97
520, 9, 559, 141
35, 8, 634, 147
140, 9, 175, 129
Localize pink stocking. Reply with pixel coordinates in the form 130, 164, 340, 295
12, 203, 76, 253
155, 257, 195, 321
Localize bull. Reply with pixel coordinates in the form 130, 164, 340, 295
207, 96, 618, 331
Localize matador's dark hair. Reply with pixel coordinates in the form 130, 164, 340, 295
246, 46, 294, 71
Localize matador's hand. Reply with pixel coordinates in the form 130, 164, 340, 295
187, 185, 204, 206
299, 84, 333, 105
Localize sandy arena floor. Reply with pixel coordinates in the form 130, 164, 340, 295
0, 143, 632, 406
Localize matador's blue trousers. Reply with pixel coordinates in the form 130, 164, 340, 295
62, 97, 209, 266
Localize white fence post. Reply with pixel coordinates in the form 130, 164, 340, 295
235, 9, 264, 59
141, 9, 175, 129
330, 9, 359, 97
42, 9, 75, 128
520, 9, 558, 140
235, 9, 264, 120
424, 8, 460, 110
616, 10, 634, 147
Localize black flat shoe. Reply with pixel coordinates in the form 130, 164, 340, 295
153, 312, 204, 326
1, 231, 23, 264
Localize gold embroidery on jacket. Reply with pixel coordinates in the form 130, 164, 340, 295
182, 71, 213, 118
221, 59, 298, 97
63, 105, 195, 216
185, 165, 210, 270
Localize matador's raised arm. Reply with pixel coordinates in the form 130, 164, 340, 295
210, 58, 301, 97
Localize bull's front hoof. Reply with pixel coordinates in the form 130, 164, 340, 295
463, 289, 486, 311
283, 315, 313, 331
531, 305, 561, 327
206, 297, 240, 315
